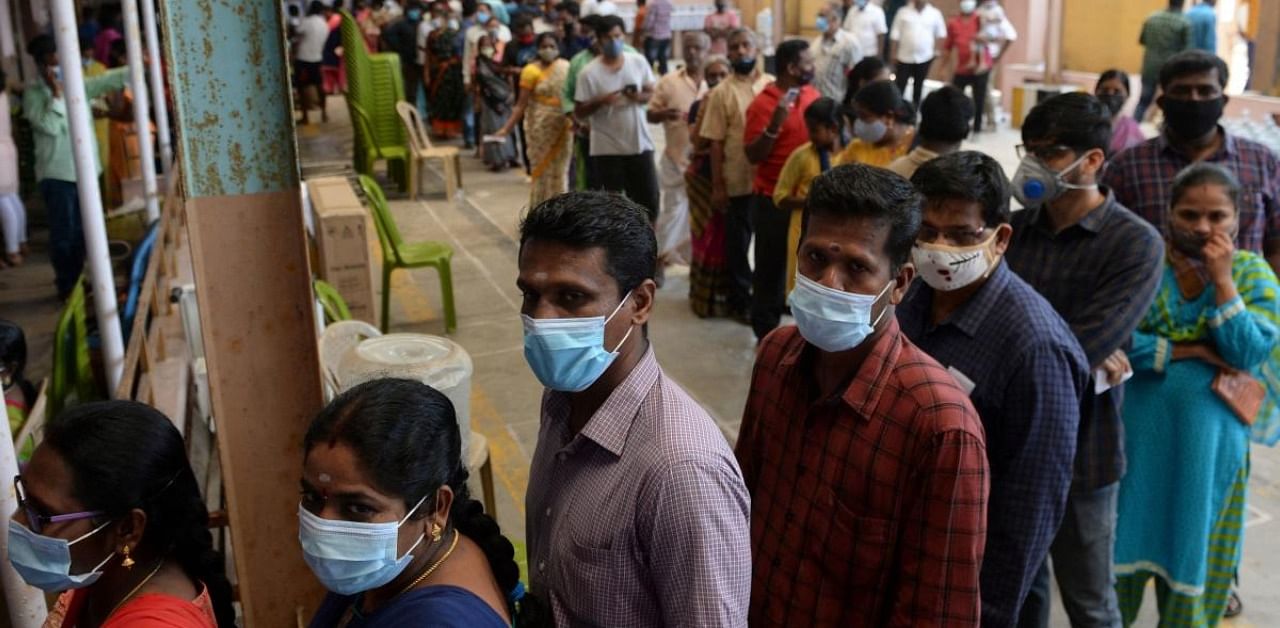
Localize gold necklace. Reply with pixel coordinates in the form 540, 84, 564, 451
106, 559, 166, 618
397, 530, 459, 596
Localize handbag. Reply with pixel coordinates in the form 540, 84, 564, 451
1213, 368, 1266, 427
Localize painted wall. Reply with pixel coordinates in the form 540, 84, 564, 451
1062, 0, 1165, 75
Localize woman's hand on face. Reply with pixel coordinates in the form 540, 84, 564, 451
1203, 231, 1236, 286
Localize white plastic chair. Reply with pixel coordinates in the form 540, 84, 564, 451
395, 101, 462, 201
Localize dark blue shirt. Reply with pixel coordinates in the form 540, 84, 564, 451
1005, 190, 1164, 490
899, 261, 1089, 627
309, 585, 509, 628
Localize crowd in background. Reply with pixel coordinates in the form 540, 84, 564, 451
6, 0, 1280, 627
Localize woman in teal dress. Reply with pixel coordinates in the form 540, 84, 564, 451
1114, 163, 1280, 626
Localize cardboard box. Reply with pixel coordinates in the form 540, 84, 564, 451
307, 177, 379, 324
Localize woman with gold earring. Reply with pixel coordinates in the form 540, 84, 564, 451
300, 379, 535, 626
8, 401, 234, 626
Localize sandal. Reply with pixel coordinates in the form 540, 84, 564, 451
1224, 589, 1243, 618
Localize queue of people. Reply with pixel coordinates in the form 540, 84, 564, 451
9, 2, 1280, 628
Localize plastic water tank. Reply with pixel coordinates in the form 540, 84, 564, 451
336, 334, 473, 461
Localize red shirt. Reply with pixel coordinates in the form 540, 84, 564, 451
736, 322, 989, 627
945, 14, 990, 76
744, 83, 820, 196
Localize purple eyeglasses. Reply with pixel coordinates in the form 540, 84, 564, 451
13, 476, 104, 535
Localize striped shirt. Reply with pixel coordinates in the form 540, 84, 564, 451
1103, 130, 1280, 258
525, 347, 751, 627
1005, 191, 1164, 489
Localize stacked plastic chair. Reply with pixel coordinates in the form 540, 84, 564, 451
339, 10, 409, 189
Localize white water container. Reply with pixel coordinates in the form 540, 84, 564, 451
337, 334, 473, 461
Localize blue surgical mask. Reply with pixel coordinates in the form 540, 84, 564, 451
408, 9, 423, 20
854, 118, 887, 143
816, 16, 829, 32
1010, 153, 1095, 207
789, 274, 893, 353
603, 38, 624, 58
8, 519, 115, 592
297, 495, 429, 595
476, 11, 491, 23
522, 292, 635, 392
51, 66, 64, 84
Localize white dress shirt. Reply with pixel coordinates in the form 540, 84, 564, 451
842, 2, 888, 56
890, 3, 947, 64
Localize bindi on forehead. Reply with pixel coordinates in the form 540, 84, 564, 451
318, 473, 332, 484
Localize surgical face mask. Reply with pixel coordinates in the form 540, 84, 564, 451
959, 0, 977, 13
51, 66, 63, 84
407, 9, 422, 20
480, 45, 496, 57
912, 233, 999, 292
539, 47, 559, 62
1160, 96, 1224, 140
856, 0, 869, 7
789, 274, 893, 353
298, 495, 429, 596
854, 118, 887, 143
8, 519, 115, 592
1010, 153, 1095, 206
476, 11, 491, 23
731, 57, 756, 75
522, 292, 635, 392
519, 32, 536, 45
816, 16, 829, 32
604, 38, 624, 58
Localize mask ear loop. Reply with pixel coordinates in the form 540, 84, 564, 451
1055, 151, 1101, 191
869, 280, 896, 328
395, 492, 435, 560
604, 290, 636, 353
67, 519, 118, 577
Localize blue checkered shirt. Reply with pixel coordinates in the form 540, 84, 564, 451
899, 261, 1089, 627
1005, 191, 1164, 490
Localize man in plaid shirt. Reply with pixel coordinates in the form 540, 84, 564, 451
1104, 50, 1280, 276
736, 164, 989, 627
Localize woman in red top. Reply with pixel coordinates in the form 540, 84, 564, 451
9, 401, 234, 627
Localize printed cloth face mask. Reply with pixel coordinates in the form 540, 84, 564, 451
912, 232, 999, 292
298, 494, 430, 595
789, 273, 892, 352
8, 518, 115, 592
522, 292, 635, 392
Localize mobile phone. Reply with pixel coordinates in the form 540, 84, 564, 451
784, 87, 800, 107
623, 84, 639, 95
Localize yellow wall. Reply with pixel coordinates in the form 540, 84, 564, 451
1062, 0, 1166, 74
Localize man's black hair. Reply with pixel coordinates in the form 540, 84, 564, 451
1158, 50, 1229, 90
26, 35, 56, 64
512, 13, 535, 31
918, 85, 973, 144
556, 0, 581, 18
775, 39, 809, 76
803, 164, 922, 273
853, 79, 915, 125
1021, 92, 1112, 155
911, 151, 1012, 227
595, 14, 626, 36
519, 191, 656, 296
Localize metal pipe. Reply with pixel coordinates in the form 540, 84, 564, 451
139, 0, 172, 175
121, 0, 159, 222
50, 0, 125, 393
0, 424, 44, 628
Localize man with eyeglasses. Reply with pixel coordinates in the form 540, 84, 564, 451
897, 151, 1089, 626
1004, 92, 1163, 628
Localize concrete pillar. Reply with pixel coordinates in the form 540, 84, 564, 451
156, 0, 325, 625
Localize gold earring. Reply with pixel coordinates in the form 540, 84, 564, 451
431, 523, 443, 543
121, 545, 135, 569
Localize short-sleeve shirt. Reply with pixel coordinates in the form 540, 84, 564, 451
296, 15, 331, 63
945, 14, 989, 76
890, 3, 947, 64
650, 69, 706, 167
644, 0, 674, 40
1102, 130, 1280, 257
745, 83, 821, 196
575, 52, 656, 156
813, 31, 863, 101
698, 72, 763, 197
842, 2, 888, 56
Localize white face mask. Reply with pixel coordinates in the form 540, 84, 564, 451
911, 232, 999, 292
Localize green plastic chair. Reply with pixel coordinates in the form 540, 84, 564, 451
350, 100, 411, 190
357, 175, 457, 334
48, 277, 98, 417
340, 10, 408, 190
314, 279, 353, 324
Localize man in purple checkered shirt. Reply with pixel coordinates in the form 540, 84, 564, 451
517, 191, 751, 627
1104, 50, 1280, 275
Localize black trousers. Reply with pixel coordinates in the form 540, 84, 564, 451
591, 151, 660, 222
894, 58, 933, 107
750, 194, 790, 340
953, 71, 989, 132
725, 195, 754, 312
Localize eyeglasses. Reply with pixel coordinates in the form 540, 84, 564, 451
917, 225, 988, 246
1015, 143, 1074, 162
13, 476, 104, 535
